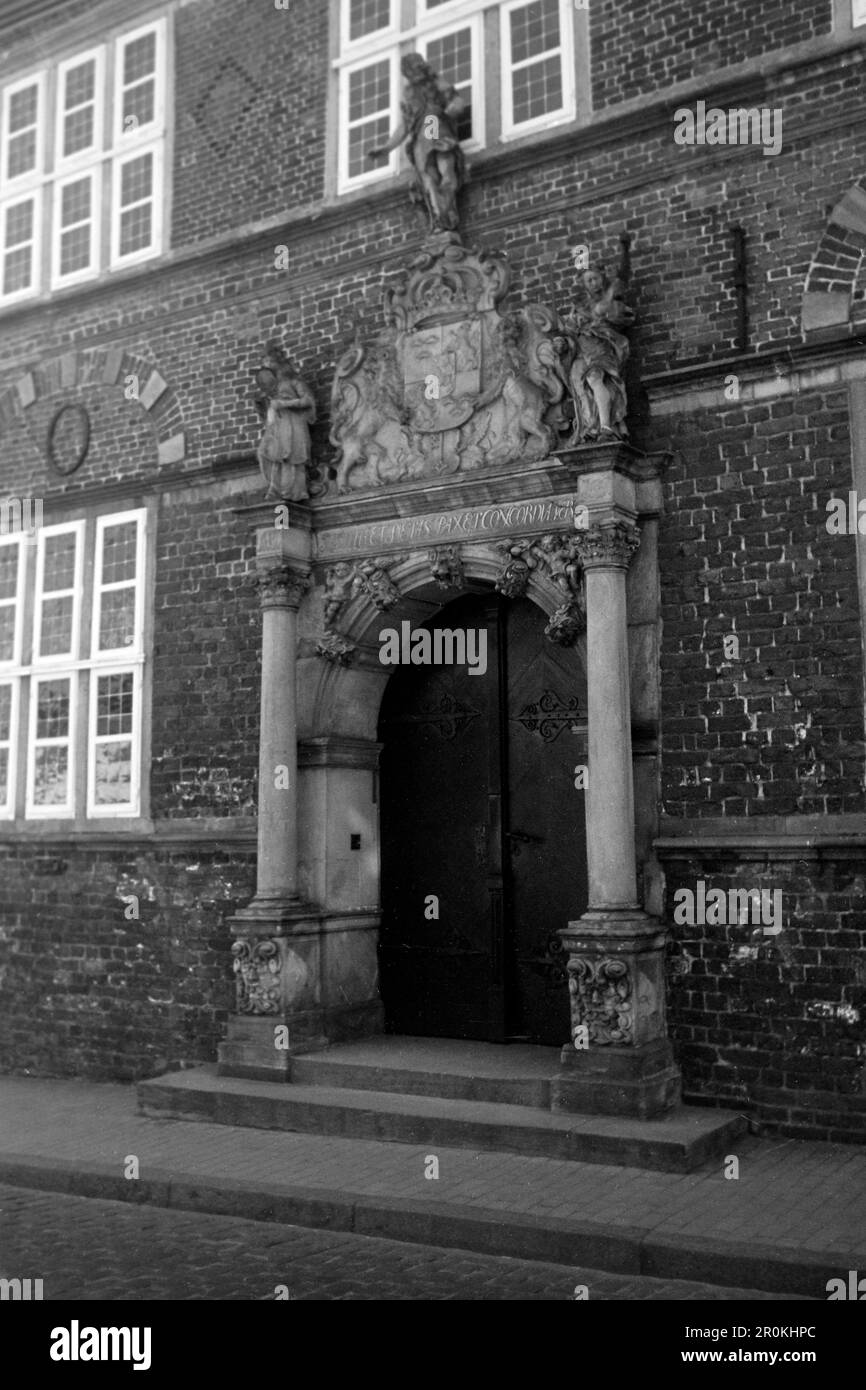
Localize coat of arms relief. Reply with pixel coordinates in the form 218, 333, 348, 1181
330, 236, 570, 493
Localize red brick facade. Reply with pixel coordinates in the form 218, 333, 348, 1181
0, 0, 864, 1135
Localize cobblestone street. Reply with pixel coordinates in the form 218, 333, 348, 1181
0, 1184, 798, 1301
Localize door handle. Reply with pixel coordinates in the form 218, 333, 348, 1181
505, 829, 544, 844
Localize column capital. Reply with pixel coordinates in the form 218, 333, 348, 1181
254, 564, 310, 610
574, 522, 640, 571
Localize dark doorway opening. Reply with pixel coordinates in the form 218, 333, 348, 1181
377, 590, 588, 1045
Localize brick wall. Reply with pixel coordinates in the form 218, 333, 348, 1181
589, 0, 832, 110
651, 389, 865, 820
664, 854, 866, 1141
0, 843, 256, 1080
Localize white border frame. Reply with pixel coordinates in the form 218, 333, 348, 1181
51, 166, 101, 288
91, 509, 145, 661
86, 663, 142, 818
32, 520, 85, 668
0, 190, 42, 304
500, 0, 575, 140
55, 46, 105, 171
0, 534, 25, 670
1, 70, 46, 188
417, 11, 485, 151
109, 140, 163, 268
114, 17, 167, 148
26, 669, 77, 819
338, 49, 400, 193
340, 0, 398, 55
0, 677, 20, 819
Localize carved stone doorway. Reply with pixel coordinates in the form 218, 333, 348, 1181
377, 590, 588, 1045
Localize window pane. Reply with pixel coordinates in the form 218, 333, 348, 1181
0, 547, 18, 599
60, 224, 91, 275
93, 740, 132, 805
348, 116, 389, 179
96, 672, 134, 735
120, 152, 152, 206
0, 685, 11, 739
2, 246, 31, 295
348, 61, 390, 123
123, 79, 155, 130
510, 0, 560, 64
36, 679, 70, 738
33, 745, 68, 806
39, 596, 74, 656
64, 106, 94, 158
98, 588, 135, 649
426, 29, 473, 141
0, 606, 16, 661
61, 177, 90, 227
102, 522, 137, 583
7, 130, 37, 179
512, 53, 562, 123
43, 533, 76, 590
124, 32, 156, 84
5, 200, 33, 248
9, 85, 38, 132
119, 203, 152, 256
0, 747, 8, 802
348, 0, 390, 42
65, 59, 95, 108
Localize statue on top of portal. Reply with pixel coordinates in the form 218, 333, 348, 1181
367, 53, 466, 235
253, 344, 316, 501
562, 238, 635, 443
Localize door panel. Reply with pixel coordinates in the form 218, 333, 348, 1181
378, 596, 504, 1040
377, 591, 587, 1045
504, 599, 588, 1044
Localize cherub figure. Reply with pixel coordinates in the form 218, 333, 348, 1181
563, 243, 635, 442
254, 344, 316, 500
367, 53, 466, 234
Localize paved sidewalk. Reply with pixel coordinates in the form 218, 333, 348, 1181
0, 1074, 864, 1297
0, 1185, 797, 1300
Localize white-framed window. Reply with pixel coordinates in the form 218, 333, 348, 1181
501, 0, 575, 138
335, 0, 580, 193
1, 509, 147, 821
0, 536, 25, 819
0, 17, 168, 305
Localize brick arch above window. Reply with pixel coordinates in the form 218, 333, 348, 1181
801, 180, 866, 337
0, 345, 185, 465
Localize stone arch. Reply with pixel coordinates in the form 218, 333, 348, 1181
299, 543, 587, 743
801, 178, 866, 335
0, 345, 186, 464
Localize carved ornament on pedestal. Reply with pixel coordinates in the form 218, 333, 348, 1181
567, 956, 634, 1046
493, 531, 586, 644
315, 631, 357, 665
232, 938, 281, 1015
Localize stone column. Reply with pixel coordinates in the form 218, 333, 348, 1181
219, 528, 329, 1080
252, 564, 307, 907
553, 522, 681, 1118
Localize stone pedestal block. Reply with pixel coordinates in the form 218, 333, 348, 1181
218, 907, 383, 1081
553, 909, 680, 1118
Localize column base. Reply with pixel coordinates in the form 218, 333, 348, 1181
219, 903, 383, 1081
555, 908, 681, 1118
551, 1039, 681, 1119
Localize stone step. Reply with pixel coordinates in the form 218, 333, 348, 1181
289, 1037, 562, 1109
137, 1065, 745, 1173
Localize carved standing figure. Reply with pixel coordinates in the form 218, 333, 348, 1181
254, 345, 316, 500
367, 53, 466, 234
563, 242, 635, 442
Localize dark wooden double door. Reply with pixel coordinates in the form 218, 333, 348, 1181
378, 592, 588, 1045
